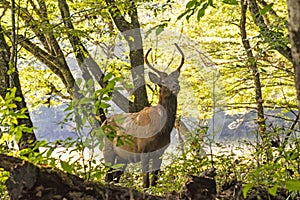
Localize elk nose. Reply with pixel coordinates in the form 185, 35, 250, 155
172, 85, 180, 94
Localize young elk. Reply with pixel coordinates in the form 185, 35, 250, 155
102, 44, 184, 188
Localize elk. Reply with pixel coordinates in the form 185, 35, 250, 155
102, 43, 184, 188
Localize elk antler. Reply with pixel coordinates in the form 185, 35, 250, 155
174, 43, 184, 71
145, 44, 184, 73
145, 48, 163, 75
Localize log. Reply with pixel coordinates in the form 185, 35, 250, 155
0, 154, 164, 200
0, 154, 217, 200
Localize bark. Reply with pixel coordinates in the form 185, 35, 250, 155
0, 21, 37, 150
247, 0, 292, 62
0, 25, 10, 98
286, 0, 300, 129
240, 0, 266, 134
0, 154, 217, 200
105, 0, 150, 112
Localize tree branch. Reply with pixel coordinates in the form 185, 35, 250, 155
105, 0, 132, 32
18, 35, 75, 96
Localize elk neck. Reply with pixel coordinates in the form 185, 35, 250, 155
157, 87, 178, 135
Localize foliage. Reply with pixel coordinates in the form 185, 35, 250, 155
0, 0, 300, 199
19, 66, 68, 108
0, 88, 34, 198
0, 87, 34, 149
56, 74, 120, 179
0, 169, 9, 200
178, 0, 214, 21
241, 127, 300, 198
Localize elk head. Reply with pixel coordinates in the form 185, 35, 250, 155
145, 43, 184, 98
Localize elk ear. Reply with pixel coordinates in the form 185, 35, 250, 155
149, 72, 161, 85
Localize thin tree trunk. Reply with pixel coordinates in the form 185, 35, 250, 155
286, 0, 300, 130
0, 4, 37, 150
0, 25, 10, 98
240, 0, 266, 134
11, 1, 37, 150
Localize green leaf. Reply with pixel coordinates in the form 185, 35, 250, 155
7, 66, 15, 75
64, 103, 73, 111
156, 26, 164, 36
128, 36, 134, 42
87, 78, 94, 88
260, 3, 273, 15
268, 184, 278, 196
116, 136, 124, 147
19, 148, 33, 156
5, 87, 16, 101
186, 11, 194, 21
111, 163, 125, 169
285, 180, 300, 191
90, 171, 104, 180
197, 3, 208, 21
99, 102, 111, 109
17, 114, 29, 119
76, 78, 83, 86
60, 160, 74, 173
46, 147, 55, 158
103, 72, 113, 82
78, 97, 92, 105
177, 9, 193, 21
186, 0, 196, 9
15, 97, 22, 102
243, 183, 254, 198
33, 140, 47, 150
223, 0, 238, 5
15, 130, 22, 142
8, 103, 17, 109
11, 117, 18, 125
104, 162, 112, 167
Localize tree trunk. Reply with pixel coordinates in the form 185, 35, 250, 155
106, 0, 150, 112
240, 0, 266, 134
286, 0, 300, 129
0, 24, 10, 98
0, 22, 37, 150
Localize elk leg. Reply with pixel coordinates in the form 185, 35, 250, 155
141, 154, 150, 188
151, 157, 162, 186
111, 156, 127, 183
103, 138, 116, 183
